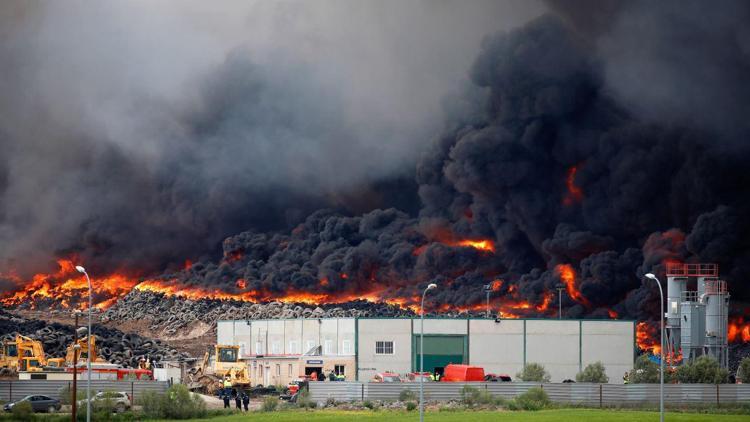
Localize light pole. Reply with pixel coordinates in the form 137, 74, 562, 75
76, 265, 92, 422
483, 284, 492, 318
420, 283, 437, 422
556, 283, 565, 319
645, 273, 664, 422
71, 311, 80, 422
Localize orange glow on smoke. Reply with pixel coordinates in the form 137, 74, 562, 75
236, 279, 247, 289
562, 165, 584, 206
729, 317, 750, 343
608, 309, 618, 319
556, 264, 590, 307
452, 239, 495, 252
491, 279, 503, 292
0, 259, 140, 310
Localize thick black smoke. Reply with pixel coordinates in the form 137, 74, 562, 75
0, 1, 542, 277
156, 8, 750, 322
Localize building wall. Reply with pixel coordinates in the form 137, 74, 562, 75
469, 319, 525, 377
581, 321, 634, 383
526, 320, 580, 382
357, 318, 412, 381
220, 318, 635, 383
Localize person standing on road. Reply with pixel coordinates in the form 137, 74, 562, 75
235, 392, 242, 410
222, 392, 230, 409
242, 391, 250, 411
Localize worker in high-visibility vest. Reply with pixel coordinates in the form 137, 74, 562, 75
336, 373, 345, 382
429, 373, 435, 381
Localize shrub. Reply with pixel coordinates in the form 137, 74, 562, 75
508, 387, 550, 411
738, 357, 750, 383
576, 361, 609, 383
399, 389, 416, 401
57, 386, 85, 405
325, 397, 337, 408
459, 385, 498, 407
628, 355, 660, 383
11, 400, 33, 421
363, 400, 375, 409
675, 356, 729, 384
138, 384, 206, 419
405, 401, 417, 411
516, 363, 551, 383
262, 396, 279, 412
296, 390, 315, 409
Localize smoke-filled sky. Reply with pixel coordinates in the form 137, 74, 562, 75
1, 0, 750, 326
0, 0, 544, 275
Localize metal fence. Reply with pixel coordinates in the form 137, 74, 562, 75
0, 380, 169, 403
309, 382, 750, 406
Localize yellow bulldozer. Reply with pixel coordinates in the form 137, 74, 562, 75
189, 345, 250, 394
45, 335, 100, 369
0, 335, 47, 375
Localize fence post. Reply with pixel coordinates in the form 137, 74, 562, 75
599, 384, 602, 408
9, 381, 11, 402
131, 381, 135, 406
361, 383, 364, 402
716, 384, 719, 408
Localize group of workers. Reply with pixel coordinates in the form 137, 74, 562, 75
308, 370, 346, 381
221, 378, 250, 411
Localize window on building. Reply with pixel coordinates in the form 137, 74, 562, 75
271, 342, 280, 354
276, 364, 281, 376
288, 364, 293, 376
324, 340, 333, 355
255, 342, 262, 355
375, 341, 394, 355
342, 340, 352, 355
334, 365, 345, 376
238, 342, 246, 356
289, 341, 298, 354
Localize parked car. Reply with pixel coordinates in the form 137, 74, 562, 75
3, 395, 61, 413
77, 391, 132, 413
485, 373, 512, 382
371, 372, 402, 382
406, 372, 433, 382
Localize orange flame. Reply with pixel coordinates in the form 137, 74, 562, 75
636, 322, 661, 355
563, 165, 584, 206
729, 316, 750, 343
0, 259, 140, 310
556, 264, 590, 307
491, 279, 503, 292
236, 279, 247, 289
452, 239, 495, 252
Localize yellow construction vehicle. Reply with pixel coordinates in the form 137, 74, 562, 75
0, 335, 47, 374
64, 335, 100, 365
189, 345, 250, 394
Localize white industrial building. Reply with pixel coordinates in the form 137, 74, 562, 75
217, 317, 635, 385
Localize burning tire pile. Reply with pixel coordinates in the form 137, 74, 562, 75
102, 290, 429, 336
0, 309, 187, 368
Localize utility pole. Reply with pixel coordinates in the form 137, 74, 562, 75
556, 284, 565, 319
71, 311, 79, 422
483, 284, 492, 318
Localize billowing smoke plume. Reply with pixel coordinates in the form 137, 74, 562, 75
2, 1, 750, 323
146, 4, 750, 322
0, 0, 543, 276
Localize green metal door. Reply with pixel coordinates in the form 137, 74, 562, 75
412, 335, 467, 373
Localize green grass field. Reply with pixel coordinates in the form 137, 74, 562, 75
154, 409, 750, 422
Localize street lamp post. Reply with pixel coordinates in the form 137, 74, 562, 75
483, 284, 492, 318
71, 311, 80, 422
76, 266, 92, 422
420, 283, 437, 422
645, 273, 664, 422
556, 284, 565, 319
